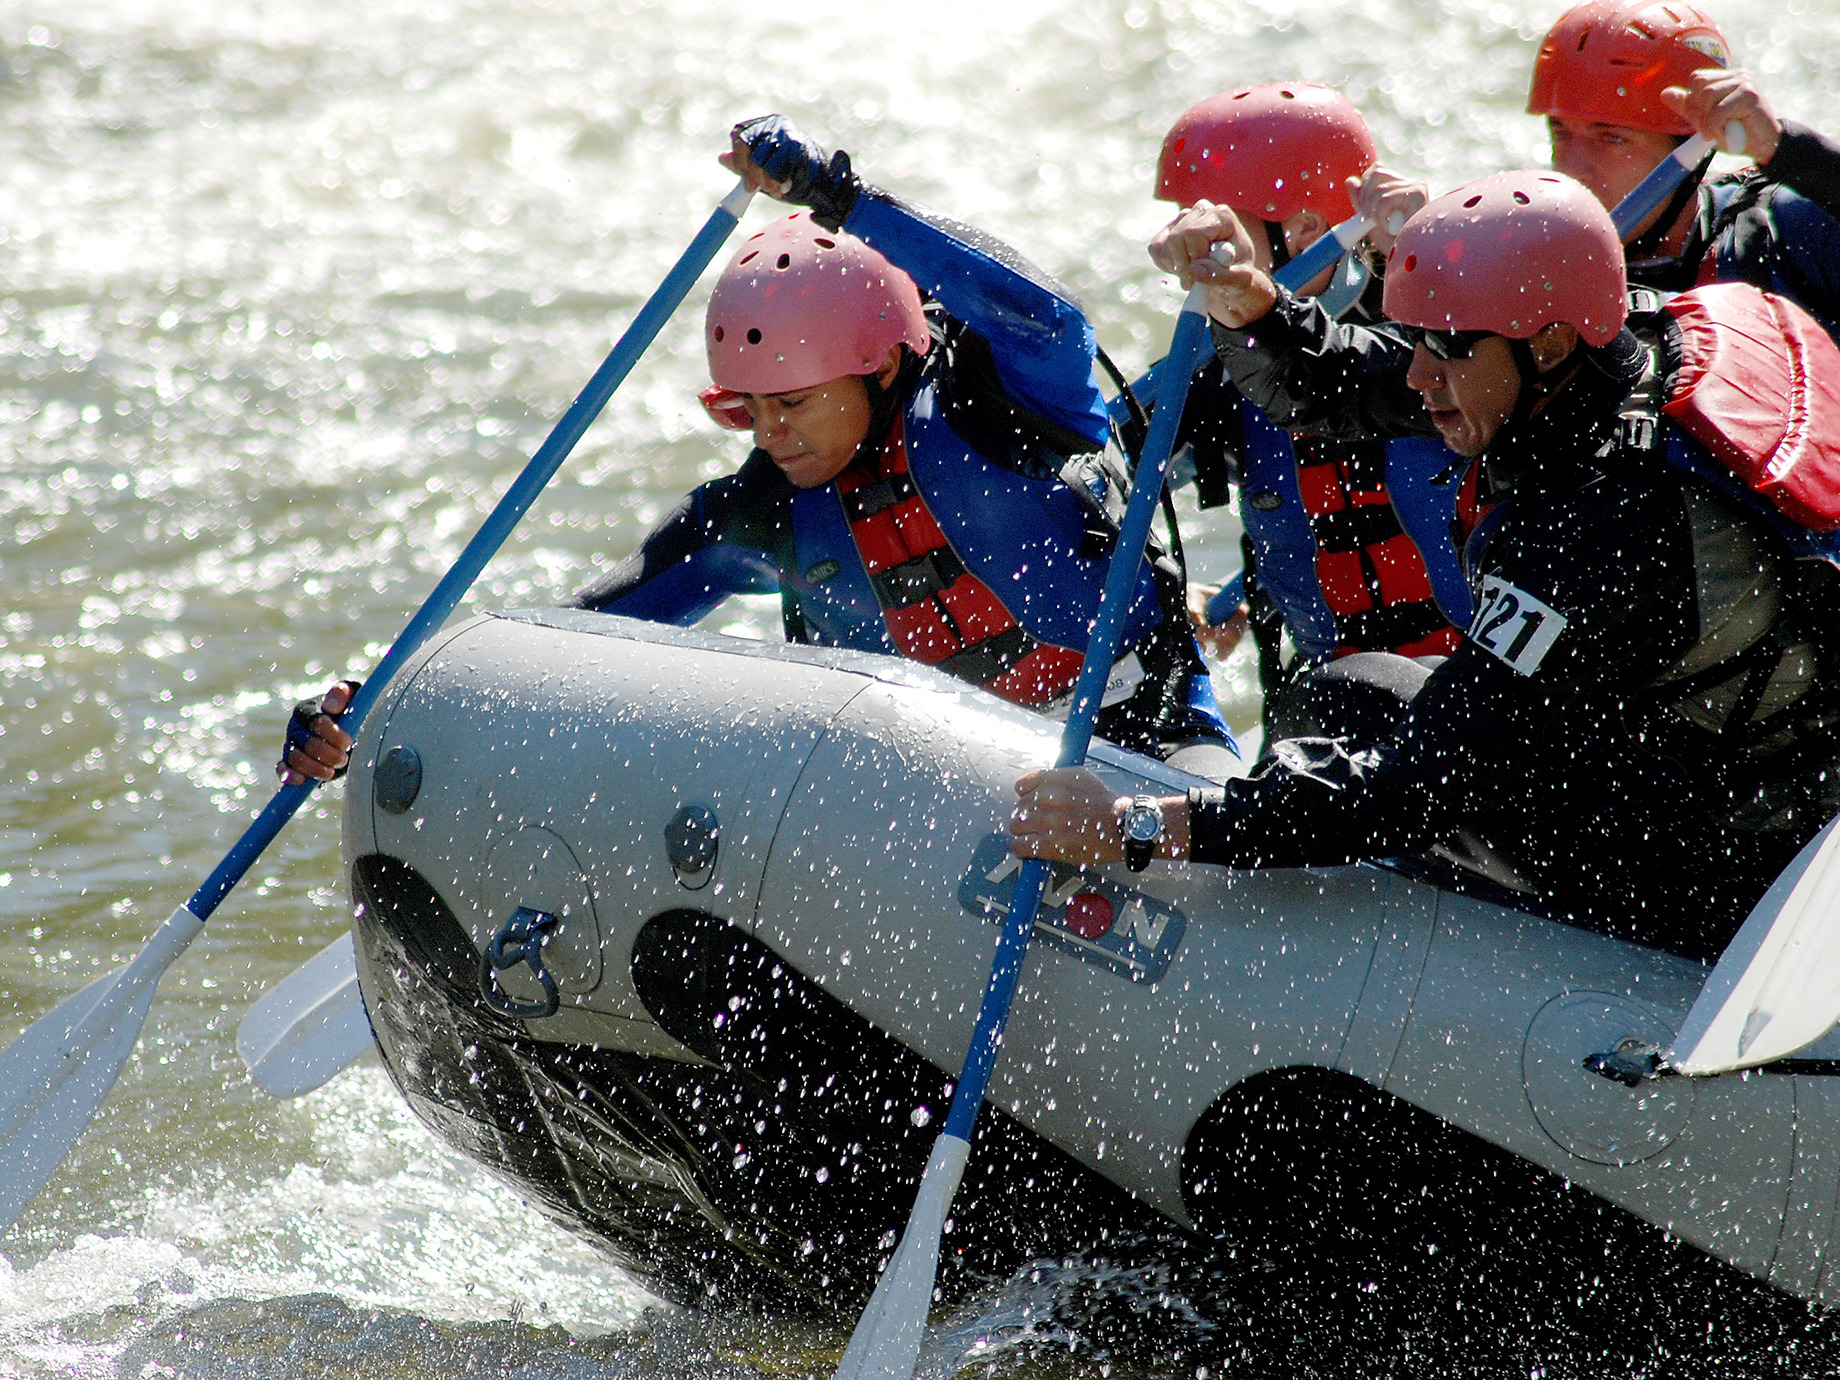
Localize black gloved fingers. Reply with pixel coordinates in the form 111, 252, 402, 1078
730, 114, 860, 232
279, 679, 363, 782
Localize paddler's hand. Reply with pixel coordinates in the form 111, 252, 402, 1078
1346, 164, 1428, 254
277, 678, 361, 786
1148, 202, 1275, 328
722, 115, 860, 230
1188, 581, 1249, 661
1660, 68, 1781, 166
1010, 767, 1126, 865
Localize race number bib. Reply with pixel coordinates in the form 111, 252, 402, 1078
1468, 575, 1567, 675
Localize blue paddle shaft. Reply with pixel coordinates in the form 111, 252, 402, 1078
1612, 134, 1709, 240
940, 300, 1217, 1143
187, 182, 754, 922
1272, 216, 1365, 293
1205, 571, 1247, 626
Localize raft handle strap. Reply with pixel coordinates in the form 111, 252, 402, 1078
479, 906, 562, 1020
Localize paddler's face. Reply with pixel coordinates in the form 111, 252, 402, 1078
743, 376, 873, 488
1404, 334, 1522, 458
1547, 117, 1685, 234
742, 345, 905, 489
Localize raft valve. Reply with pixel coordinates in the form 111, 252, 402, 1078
666, 803, 720, 889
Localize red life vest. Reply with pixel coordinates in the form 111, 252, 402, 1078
1292, 437, 1463, 660
1662, 281, 1840, 532
835, 422, 1088, 707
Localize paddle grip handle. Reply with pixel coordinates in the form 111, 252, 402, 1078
186, 181, 756, 922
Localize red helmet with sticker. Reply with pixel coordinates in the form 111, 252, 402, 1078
1155, 83, 1377, 221
704, 211, 931, 398
1383, 171, 1628, 347
1527, 0, 1733, 137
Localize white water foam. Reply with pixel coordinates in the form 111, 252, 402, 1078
0, 1065, 656, 1377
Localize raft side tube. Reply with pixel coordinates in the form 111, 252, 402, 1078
339, 612, 1840, 1303
345, 611, 874, 1055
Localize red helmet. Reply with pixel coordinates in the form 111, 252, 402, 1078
1383, 171, 1628, 347
1527, 0, 1733, 136
1155, 84, 1377, 222
704, 212, 930, 397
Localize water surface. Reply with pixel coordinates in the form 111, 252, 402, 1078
2, 0, 1835, 1373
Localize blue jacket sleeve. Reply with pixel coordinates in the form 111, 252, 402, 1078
843, 190, 1109, 449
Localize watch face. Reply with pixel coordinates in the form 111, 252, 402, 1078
1124, 806, 1161, 843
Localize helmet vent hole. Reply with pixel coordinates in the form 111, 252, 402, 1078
1279, 89, 1296, 99
776, 253, 791, 269
1403, 254, 1418, 272
814, 237, 835, 249
746, 328, 762, 345
1513, 191, 1531, 204
739, 250, 758, 265
1463, 195, 1483, 208
713, 326, 725, 342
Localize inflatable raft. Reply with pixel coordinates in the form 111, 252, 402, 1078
340, 608, 1840, 1360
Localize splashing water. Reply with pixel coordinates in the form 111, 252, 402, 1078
3, 0, 1836, 1374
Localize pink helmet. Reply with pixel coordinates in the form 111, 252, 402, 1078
1383, 171, 1628, 347
1156, 84, 1377, 222
704, 212, 931, 397
1527, 0, 1732, 137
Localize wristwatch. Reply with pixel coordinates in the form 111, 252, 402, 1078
1121, 795, 1164, 872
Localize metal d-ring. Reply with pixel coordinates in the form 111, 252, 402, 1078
1582, 1038, 1670, 1087
478, 905, 561, 1018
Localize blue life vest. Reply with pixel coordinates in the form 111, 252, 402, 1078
784, 377, 1166, 659
1237, 402, 1472, 662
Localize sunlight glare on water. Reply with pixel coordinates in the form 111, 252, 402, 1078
2, 0, 1836, 1374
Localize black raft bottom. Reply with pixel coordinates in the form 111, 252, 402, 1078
352, 853, 1840, 1378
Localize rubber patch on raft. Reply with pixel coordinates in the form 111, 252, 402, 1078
957, 833, 1186, 984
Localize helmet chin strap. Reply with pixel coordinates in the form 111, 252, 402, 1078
1477, 334, 1585, 495
854, 344, 922, 463
1262, 221, 1292, 273
1507, 335, 1589, 427
1506, 337, 1549, 428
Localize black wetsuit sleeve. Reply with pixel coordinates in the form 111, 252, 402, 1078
1185, 646, 1528, 866
1766, 120, 1840, 220
1185, 467, 1699, 868
1208, 289, 1434, 442
565, 450, 793, 615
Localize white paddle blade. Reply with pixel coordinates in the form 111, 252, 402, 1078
0, 903, 204, 1232
834, 1133, 970, 1380
1669, 813, 1840, 1075
237, 932, 375, 1098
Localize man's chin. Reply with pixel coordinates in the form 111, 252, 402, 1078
772, 455, 821, 487
1429, 413, 1482, 457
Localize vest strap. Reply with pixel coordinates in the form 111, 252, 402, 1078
837, 421, 1087, 707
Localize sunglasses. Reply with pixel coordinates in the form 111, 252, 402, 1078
1399, 325, 1494, 361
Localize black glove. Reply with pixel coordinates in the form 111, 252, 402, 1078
281, 679, 363, 781
731, 114, 860, 232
